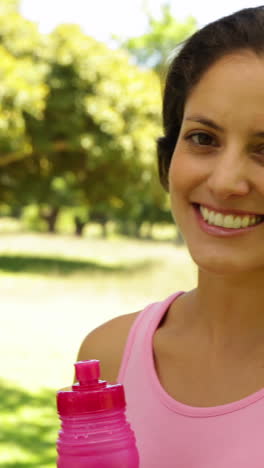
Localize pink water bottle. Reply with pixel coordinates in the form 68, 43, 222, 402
56, 360, 139, 467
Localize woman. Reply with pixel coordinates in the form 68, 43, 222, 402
77, 7, 264, 466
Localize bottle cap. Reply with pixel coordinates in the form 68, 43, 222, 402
57, 360, 126, 416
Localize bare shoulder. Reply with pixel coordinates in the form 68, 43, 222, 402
75, 311, 140, 384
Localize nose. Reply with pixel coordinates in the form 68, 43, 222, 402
207, 149, 251, 199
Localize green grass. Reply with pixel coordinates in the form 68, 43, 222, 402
0, 253, 156, 275
0, 381, 58, 467
0, 231, 197, 466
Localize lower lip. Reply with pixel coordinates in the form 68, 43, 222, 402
193, 205, 263, 238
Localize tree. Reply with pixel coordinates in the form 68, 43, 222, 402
115, 2, 197, 81
113, 2, 197, 240
17, 25, 162, 234
1, 15, 171, 237
0, 0, 48, 168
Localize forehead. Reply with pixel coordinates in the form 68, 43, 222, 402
183, 51, 264, 128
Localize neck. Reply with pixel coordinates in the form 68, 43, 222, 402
189, 270, 264, 356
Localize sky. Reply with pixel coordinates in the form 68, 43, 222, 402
20, 0, 264, 45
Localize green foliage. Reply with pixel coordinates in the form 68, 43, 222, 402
0, 5, 179, 234
0, 380, 57, 467
21, 204, 46, 232
115, 3, 197, 78
21, 24, 166, 232
0, 2, 48, 167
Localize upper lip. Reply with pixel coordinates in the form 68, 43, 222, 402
194, 202, 264, 217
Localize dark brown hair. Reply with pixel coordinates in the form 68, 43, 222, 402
157, 6, 264, 191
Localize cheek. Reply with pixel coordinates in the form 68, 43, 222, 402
168, 149, 191, 194
169, 144, 208, 194
168, 155, 189, 223
168, 147, 181, 186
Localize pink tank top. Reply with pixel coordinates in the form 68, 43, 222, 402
118, 291, 264, 467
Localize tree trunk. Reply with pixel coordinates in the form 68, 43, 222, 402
89, 213, 108, 238
41, 207, 59, 233
100, 221, 108, 239
134, 221, 143, 239
119, 221, 135, 237
74, 216, 86, 236
144, 222, 153, 240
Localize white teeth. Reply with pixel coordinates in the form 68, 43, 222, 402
233, 216, 242, 229
223, 215, 235, 228
202, 207, 209, 220
215, 213, 224, 226
241, 216, 250, 228
199, 205, 262, 229
208, 211, 214, 224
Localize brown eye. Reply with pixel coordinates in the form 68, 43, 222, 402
189, 132, 215, 146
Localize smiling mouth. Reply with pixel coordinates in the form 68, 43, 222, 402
192, 203, 264, 229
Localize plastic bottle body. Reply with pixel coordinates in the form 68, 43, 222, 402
57, 409, 139, 468
56, 360, 140, 467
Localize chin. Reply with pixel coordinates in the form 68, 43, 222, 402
189, 249, 252, 276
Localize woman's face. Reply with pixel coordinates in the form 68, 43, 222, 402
169, 51, 264, 275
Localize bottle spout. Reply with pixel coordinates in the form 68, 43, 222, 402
57, 359, 126, 415
75, 360, 100, 385
72, 360, 107, 391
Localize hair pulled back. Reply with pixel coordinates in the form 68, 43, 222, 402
157, 6, 264, 190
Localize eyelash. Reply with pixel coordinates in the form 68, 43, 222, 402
184, 132, 264, 165
184, 132, 217, 147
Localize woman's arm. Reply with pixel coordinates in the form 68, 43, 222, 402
74, 311, 140, 383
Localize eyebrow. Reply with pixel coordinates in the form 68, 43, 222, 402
185, 114, 224, 132
185, 114, 264, 138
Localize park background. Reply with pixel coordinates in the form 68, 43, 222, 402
0, 0, 258, 466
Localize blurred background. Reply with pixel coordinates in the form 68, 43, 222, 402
0, 0, 259, 465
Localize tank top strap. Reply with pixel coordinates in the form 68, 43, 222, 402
118, 291, 185, 383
